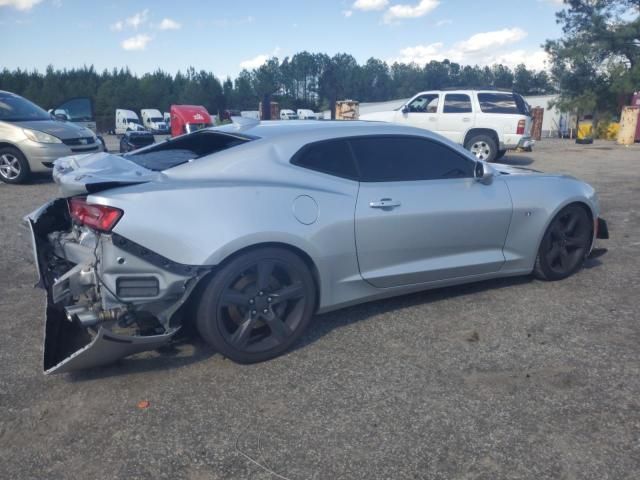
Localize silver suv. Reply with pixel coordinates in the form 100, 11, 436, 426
361, 89, 534, 162
0, 90, 101, 184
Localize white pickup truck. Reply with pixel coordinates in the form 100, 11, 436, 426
360, 89, 534, 162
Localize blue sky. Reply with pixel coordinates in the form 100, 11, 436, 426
0, 0, 565, 78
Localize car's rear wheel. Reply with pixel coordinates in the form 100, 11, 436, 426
0, 147, 30, 184
534, 205, 592, 281
465, 134, 498, 162
196, 247, 316, 363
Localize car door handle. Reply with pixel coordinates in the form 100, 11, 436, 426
428, 117, 437, 121
462, 117, 471, 122
369, 198, 401, 209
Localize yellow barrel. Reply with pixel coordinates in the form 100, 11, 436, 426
576, 119, 593, 144
617, 106, 639, 145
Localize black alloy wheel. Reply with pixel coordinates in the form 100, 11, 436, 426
534, 204, 592, 280
196, 247, 316, 363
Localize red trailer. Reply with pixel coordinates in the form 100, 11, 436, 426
170, 105, 213, 137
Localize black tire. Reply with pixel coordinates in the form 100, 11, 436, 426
465, 134, 498, 162
495, 149, 507, 161
534, 204, 592, 281
0, 146, 30, 184
196, 247, 316, 363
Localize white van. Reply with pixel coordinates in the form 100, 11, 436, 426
163, 112, 171, 129
297, 109, 318, 120
280, 109, 298, 120
141, 109, 168, 133
115, 109, 145, 135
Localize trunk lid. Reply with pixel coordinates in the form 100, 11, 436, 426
52, 152, 161, 197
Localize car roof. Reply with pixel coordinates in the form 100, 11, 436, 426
211, 119, 440, 142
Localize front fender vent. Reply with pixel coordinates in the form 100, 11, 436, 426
116, 276, 159, 298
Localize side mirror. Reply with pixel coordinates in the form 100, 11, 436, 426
474, 161, 494, 185
401, 105, 409, 114
54, 113, 69, 121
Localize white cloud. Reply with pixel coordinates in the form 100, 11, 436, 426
121, 34, 152, 51
126, 9, 149, 29
343, 10, 353, 17
239, 54, 269, 70
394, 42, 446, 64
384, 0, 439, 23
390, 27, 548, 70
157, 18, 181, 30
353, 0, 388, 11
239, 47, 281, 70
455, 27, 527, 53
0, 0, 42, 10
490, 49, 550, 70
111, 9, 149, 31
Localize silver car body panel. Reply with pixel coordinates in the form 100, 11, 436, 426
27, 121, 602, 373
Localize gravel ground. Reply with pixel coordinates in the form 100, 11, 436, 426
1, 139, 639, 480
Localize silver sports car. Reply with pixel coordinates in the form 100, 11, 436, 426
27, 120, 609, 374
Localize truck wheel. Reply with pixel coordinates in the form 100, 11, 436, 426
465, 135, 498, 162
0, 147, 30, 184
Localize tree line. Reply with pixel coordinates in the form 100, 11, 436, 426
0, 55, 553, 132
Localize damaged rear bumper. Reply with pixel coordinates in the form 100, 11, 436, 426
27, 199, 204, 374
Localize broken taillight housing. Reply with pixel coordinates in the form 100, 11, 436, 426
68, 197, 123, 232
517, 119, 526, 135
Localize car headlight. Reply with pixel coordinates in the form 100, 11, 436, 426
23, 128, 62, 144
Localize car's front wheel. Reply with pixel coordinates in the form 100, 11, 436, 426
465, 134, 498, 162
196, 247, 316, 363
0, 147, 30, 184
534, 204, 592, 281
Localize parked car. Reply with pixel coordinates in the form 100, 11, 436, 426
360, 89, 534, 162
0, 90, 102, 184
141, 109, 169, 133
119, 131, 155, 153
297, 109, 319, 120
48, 97, 107, 152
280, 109, 298, 120
27, 120, 608, 374
170, 104, 213, 137
115, 109, 146, 135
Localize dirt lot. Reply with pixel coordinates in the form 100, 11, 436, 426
1, 139, 639, 480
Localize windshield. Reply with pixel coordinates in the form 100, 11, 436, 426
128, 118, 141, 125
150, 117, 163, 122
0, 94, 50, 122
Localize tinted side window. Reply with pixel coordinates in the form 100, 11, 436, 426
478, 93, 520, 114
443, 94, 472, 113
350, 136, 473, 182
292, 139, 357, 179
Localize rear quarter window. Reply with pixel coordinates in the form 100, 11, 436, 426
478, 93, 527, 115
291, 139, 358, 180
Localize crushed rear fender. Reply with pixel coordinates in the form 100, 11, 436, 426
26, 199, 202, 375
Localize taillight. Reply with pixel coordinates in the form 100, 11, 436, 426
517, 119, 526, 135
68, 197, 123, 232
